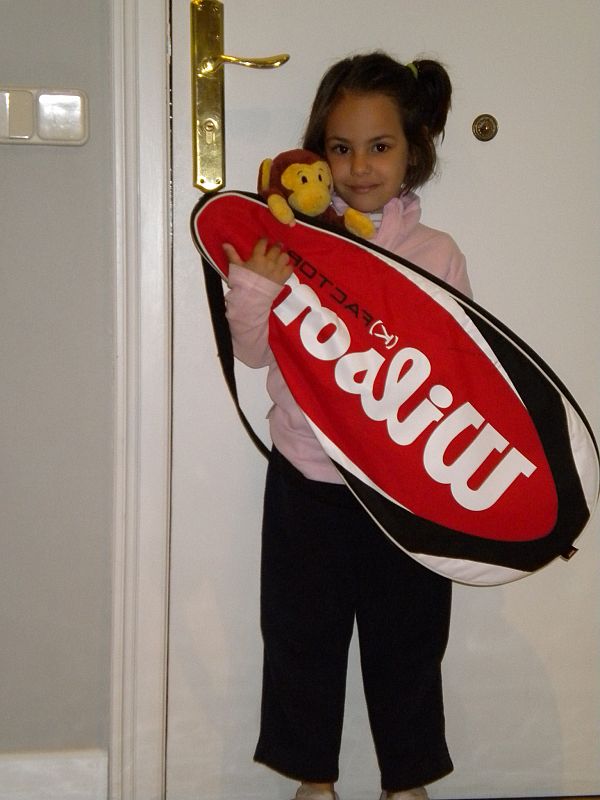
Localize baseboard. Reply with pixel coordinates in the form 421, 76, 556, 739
0, 749, 107, 800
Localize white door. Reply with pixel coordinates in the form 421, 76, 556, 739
167, 1, 600, 798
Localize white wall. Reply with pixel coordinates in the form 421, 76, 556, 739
0, 0, 114, 753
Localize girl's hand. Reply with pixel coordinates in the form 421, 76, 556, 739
223, 238, 293, 286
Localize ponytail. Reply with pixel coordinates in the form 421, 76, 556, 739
411, 59, 452, 138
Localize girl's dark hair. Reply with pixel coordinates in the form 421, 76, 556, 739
302, 51, 452, 195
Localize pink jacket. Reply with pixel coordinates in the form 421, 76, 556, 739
225, 193, 472, 483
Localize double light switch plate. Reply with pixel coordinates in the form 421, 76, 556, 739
0, 88, 88, 145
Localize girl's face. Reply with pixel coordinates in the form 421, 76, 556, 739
324, 91, 409, 213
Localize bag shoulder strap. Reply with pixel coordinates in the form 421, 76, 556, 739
201, 256, 270, 459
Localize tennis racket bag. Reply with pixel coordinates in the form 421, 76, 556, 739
191, 191, 599, 586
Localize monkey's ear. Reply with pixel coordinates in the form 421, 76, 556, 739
257, 158, 273, 195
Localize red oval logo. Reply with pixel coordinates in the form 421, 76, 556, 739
196, 194, 559, 543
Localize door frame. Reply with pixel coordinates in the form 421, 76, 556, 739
107, 3, 600, 798
110, 0, 171, 798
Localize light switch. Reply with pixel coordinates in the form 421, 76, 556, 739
38, 93, 86, 142
0, 90, 34, 139
0, 88, 88, 145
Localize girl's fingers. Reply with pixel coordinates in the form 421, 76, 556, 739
268, 243, 289, 264
223, 242, 242, 265
224, 237, 291, 283
252, 238, 271, 256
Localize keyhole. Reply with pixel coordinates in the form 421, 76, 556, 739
202, 117, 218, 145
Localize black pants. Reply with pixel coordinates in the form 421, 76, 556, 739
254, 449, 453, 792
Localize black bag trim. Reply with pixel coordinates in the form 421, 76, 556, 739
201, 253, 270, 460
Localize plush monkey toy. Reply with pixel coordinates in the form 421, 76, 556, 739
257, 148, 375, 239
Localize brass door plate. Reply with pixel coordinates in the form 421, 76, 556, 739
190, 0, 289, 192
472, 114, 499, 142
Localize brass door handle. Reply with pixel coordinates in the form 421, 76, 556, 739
191, 0, 290, 192
199, 53, 290, 73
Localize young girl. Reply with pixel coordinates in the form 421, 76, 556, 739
223, 52, 472, 800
